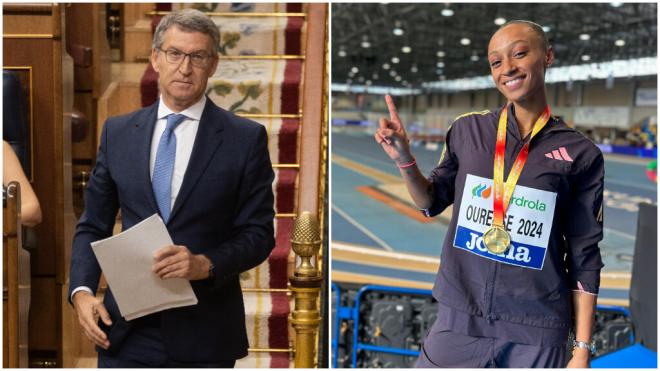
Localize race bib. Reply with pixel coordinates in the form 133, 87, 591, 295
453, 174, 557, 270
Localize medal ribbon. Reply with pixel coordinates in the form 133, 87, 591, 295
492, 104, 551, 227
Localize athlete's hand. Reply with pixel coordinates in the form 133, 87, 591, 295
374, 95, 414, 164
566, 349, 590, 368
72, 291, 111, 350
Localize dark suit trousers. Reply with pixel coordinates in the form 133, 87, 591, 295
97, 322, 236, 368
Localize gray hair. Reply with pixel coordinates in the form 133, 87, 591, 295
152, 9, 220, 54
498, 20, 550, 52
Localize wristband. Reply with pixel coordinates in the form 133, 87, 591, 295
397, 157, 416, 169
573, 340, 596, 355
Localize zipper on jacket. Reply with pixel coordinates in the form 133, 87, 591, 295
484, 263, 498, 323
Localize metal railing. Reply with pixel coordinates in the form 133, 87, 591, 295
332, 284, 634, 368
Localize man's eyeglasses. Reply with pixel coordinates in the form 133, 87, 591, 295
157, 47, 215, 67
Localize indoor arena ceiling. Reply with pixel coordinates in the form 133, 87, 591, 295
332, 3, 657, 88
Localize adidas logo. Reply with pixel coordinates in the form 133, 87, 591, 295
544, 147, 573, 162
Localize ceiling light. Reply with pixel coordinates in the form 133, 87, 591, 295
338, 50, 347, 57
393, 20, 404, 36
460, 38, 471, 46
615, 39, 625, 47
439, 75, 446, 81
382, 63, 390, 70
389, 70, 397, 77
581, 55, 591, 61
441, 8, 454, 17
372, 73, 379, 79
436, 69, 443, 75
579, 34, 590, 41
437, 62, 445, 68
610, 2, 623, 7
542, 26, 551, 33
361, 35, 371, 48
391, 56, 400, 64
470, 54, 479, 62
366, 80, 372, 86
436, 50, 446, 58
401, 46, 412, 53
358, 76, 365, 82
494, 17, 506, 26
394, 75, 402, 81
411, 65, 418, 73
351, 66, 359, 73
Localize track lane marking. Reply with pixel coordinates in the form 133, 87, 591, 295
355, 185, 433, 223
333, 154, 401, 184
332, 205, 395, 251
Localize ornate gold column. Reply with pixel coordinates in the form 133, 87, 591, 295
289, 211, 323, 368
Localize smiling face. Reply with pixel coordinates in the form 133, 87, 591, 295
151, 25, 219, 111
487, 23, 554, 106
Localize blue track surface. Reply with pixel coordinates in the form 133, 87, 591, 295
332, 129, 657, 274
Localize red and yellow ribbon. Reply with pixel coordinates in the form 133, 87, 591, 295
492, 104, 551, 227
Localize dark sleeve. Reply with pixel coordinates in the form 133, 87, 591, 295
206, 125, 275, 286
564, 151, 605, 294
422, 124, 459, 217
68, 121, 120, 301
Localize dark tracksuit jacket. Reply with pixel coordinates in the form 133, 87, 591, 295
423, 104, 604, 347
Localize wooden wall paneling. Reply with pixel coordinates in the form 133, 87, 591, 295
72, 93, 95, 158
65, 3, 112, 96
123, 3, 155, 30
3, 4, 54, 35
3, 3, 76, 366
123, 19, 153, 62
4, 44, 57, 277
67, 3, 112, 210
121, 2, 155, 63
28, 278, 58, 351
92, 4, 112, 99
66, 3, 94, 91
3, 183, 20, 367
60, 6, 78, 368
96, 80, 142, 145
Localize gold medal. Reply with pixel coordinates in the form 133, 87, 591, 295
483, 225, 511, 254
487, 104, 551, 255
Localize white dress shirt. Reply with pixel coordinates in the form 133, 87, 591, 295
71, 95, 205, 300
150, 95, 204, 210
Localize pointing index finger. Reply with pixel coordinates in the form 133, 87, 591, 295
385, 95, 401, 123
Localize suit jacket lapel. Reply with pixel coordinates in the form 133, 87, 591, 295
169, 99, 225, 222
132, 102, 160, 215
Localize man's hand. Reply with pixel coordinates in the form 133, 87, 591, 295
567, 348, 590, 368
374, 94, 413, 164
72, 291, 112, 350
152, 245, 212, 281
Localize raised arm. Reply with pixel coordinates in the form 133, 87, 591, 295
374, 95, 433, 209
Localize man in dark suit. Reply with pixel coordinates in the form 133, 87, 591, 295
68, 9, 275, 367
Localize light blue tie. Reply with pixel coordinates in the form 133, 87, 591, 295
152, 113, 187, 222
